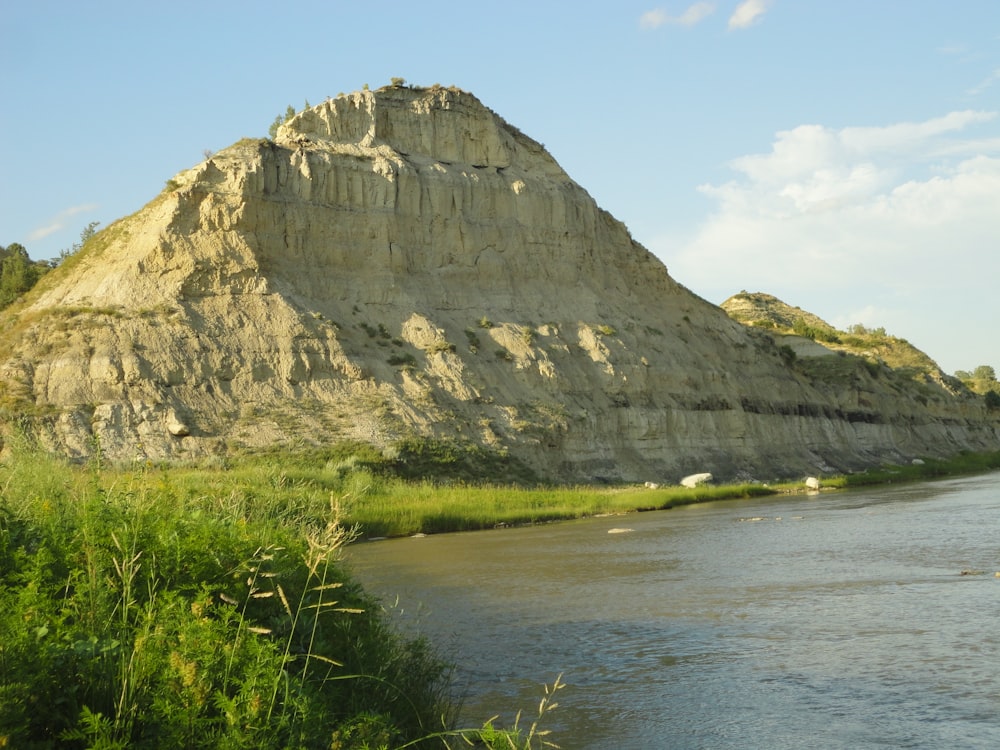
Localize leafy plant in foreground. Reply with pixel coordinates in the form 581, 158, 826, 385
0, 451, 453, 748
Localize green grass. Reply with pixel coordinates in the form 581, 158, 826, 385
823, 450, 1000, 488
0, 446, 564, 749
4, 437, 999, 748
344, 481, 779, 538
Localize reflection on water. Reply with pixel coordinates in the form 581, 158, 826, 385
346, 474, 1000, 749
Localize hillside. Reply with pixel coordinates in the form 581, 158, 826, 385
721, 291, 948, 380
1, 84, 997, 482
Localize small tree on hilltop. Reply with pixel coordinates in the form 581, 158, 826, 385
268, 104, 297, 139
973, 365, 997, 383
57, 221, 100, 265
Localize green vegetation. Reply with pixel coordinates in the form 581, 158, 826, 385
4, 432, 999, 747
343, 480, 777, 538
792, 316, 840, 344
0, 243, 48, 310
822, 450, 1000, 488
723, 292, 943, 379
426, 339, 456, 354
269, 102, 307, 140
0, 453, 444, 747
463, 328, 481, 352
955, 364, 1000, 406
387, 352, 418, 369
0, 223, 102, 313
0, 444, 566, 748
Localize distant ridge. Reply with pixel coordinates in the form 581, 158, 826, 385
722, 291, 946, 379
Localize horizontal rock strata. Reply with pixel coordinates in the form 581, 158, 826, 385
2, 84, 997, 481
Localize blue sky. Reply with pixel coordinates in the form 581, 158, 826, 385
2, 1, 998, 374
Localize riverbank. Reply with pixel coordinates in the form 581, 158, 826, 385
0, 447, 547, 748
346, 470, 1000, 750
2, 443, 998, 746
343, 451, 1000, 540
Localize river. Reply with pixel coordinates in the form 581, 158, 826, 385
345, 473, 1000, 749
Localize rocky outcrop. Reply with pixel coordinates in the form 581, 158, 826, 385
1, 84, 997, 482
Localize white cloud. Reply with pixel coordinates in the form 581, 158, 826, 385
728, 0, 770, 30
640, 3, 715, 30
28, 203, 99, 242
663, 111, 1000, 372
639, 9, 668, 29
937, 43, 968, 56
968, 68, 1000, 96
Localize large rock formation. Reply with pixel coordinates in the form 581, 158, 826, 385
1, 84, 997, 481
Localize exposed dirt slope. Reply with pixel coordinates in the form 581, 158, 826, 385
1, 85, 996, 482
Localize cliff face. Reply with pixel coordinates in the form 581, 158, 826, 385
2, 85, 997, 481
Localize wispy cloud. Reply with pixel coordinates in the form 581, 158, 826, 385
28, 204, 99, 242
728, 0, 770, 30
936, 43, 968, 56
968, 68, 1000, 96
640, 3, 715, 30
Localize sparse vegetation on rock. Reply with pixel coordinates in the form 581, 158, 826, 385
1, 85, 997, 486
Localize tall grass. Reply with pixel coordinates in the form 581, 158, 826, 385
825, 450, 1000, 489
0, 449, 454, 748
0, 445, 571, 748
344, 480, 778, 538
5, 439, 997, 747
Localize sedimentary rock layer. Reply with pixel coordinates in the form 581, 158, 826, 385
2, 85, 996, 481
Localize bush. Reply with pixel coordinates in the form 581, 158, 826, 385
464, 329, 481, 352
0, 450, 452, 748
387, 352, 417, 368
778, 344, 797, 365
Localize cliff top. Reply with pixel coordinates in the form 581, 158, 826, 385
274, 83, 564, 176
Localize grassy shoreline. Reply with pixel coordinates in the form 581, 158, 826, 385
0, 447, 567, 748
348, 451, 1000, 540
2, 444, 999, 747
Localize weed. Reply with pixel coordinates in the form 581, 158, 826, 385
388, 352, 418, 369
464, 328, 481, 352
427, 339, 456, 354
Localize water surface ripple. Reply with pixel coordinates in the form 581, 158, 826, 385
347, 474, 1000, 749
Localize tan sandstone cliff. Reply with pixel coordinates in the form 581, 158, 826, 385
1, 84, 997, 482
